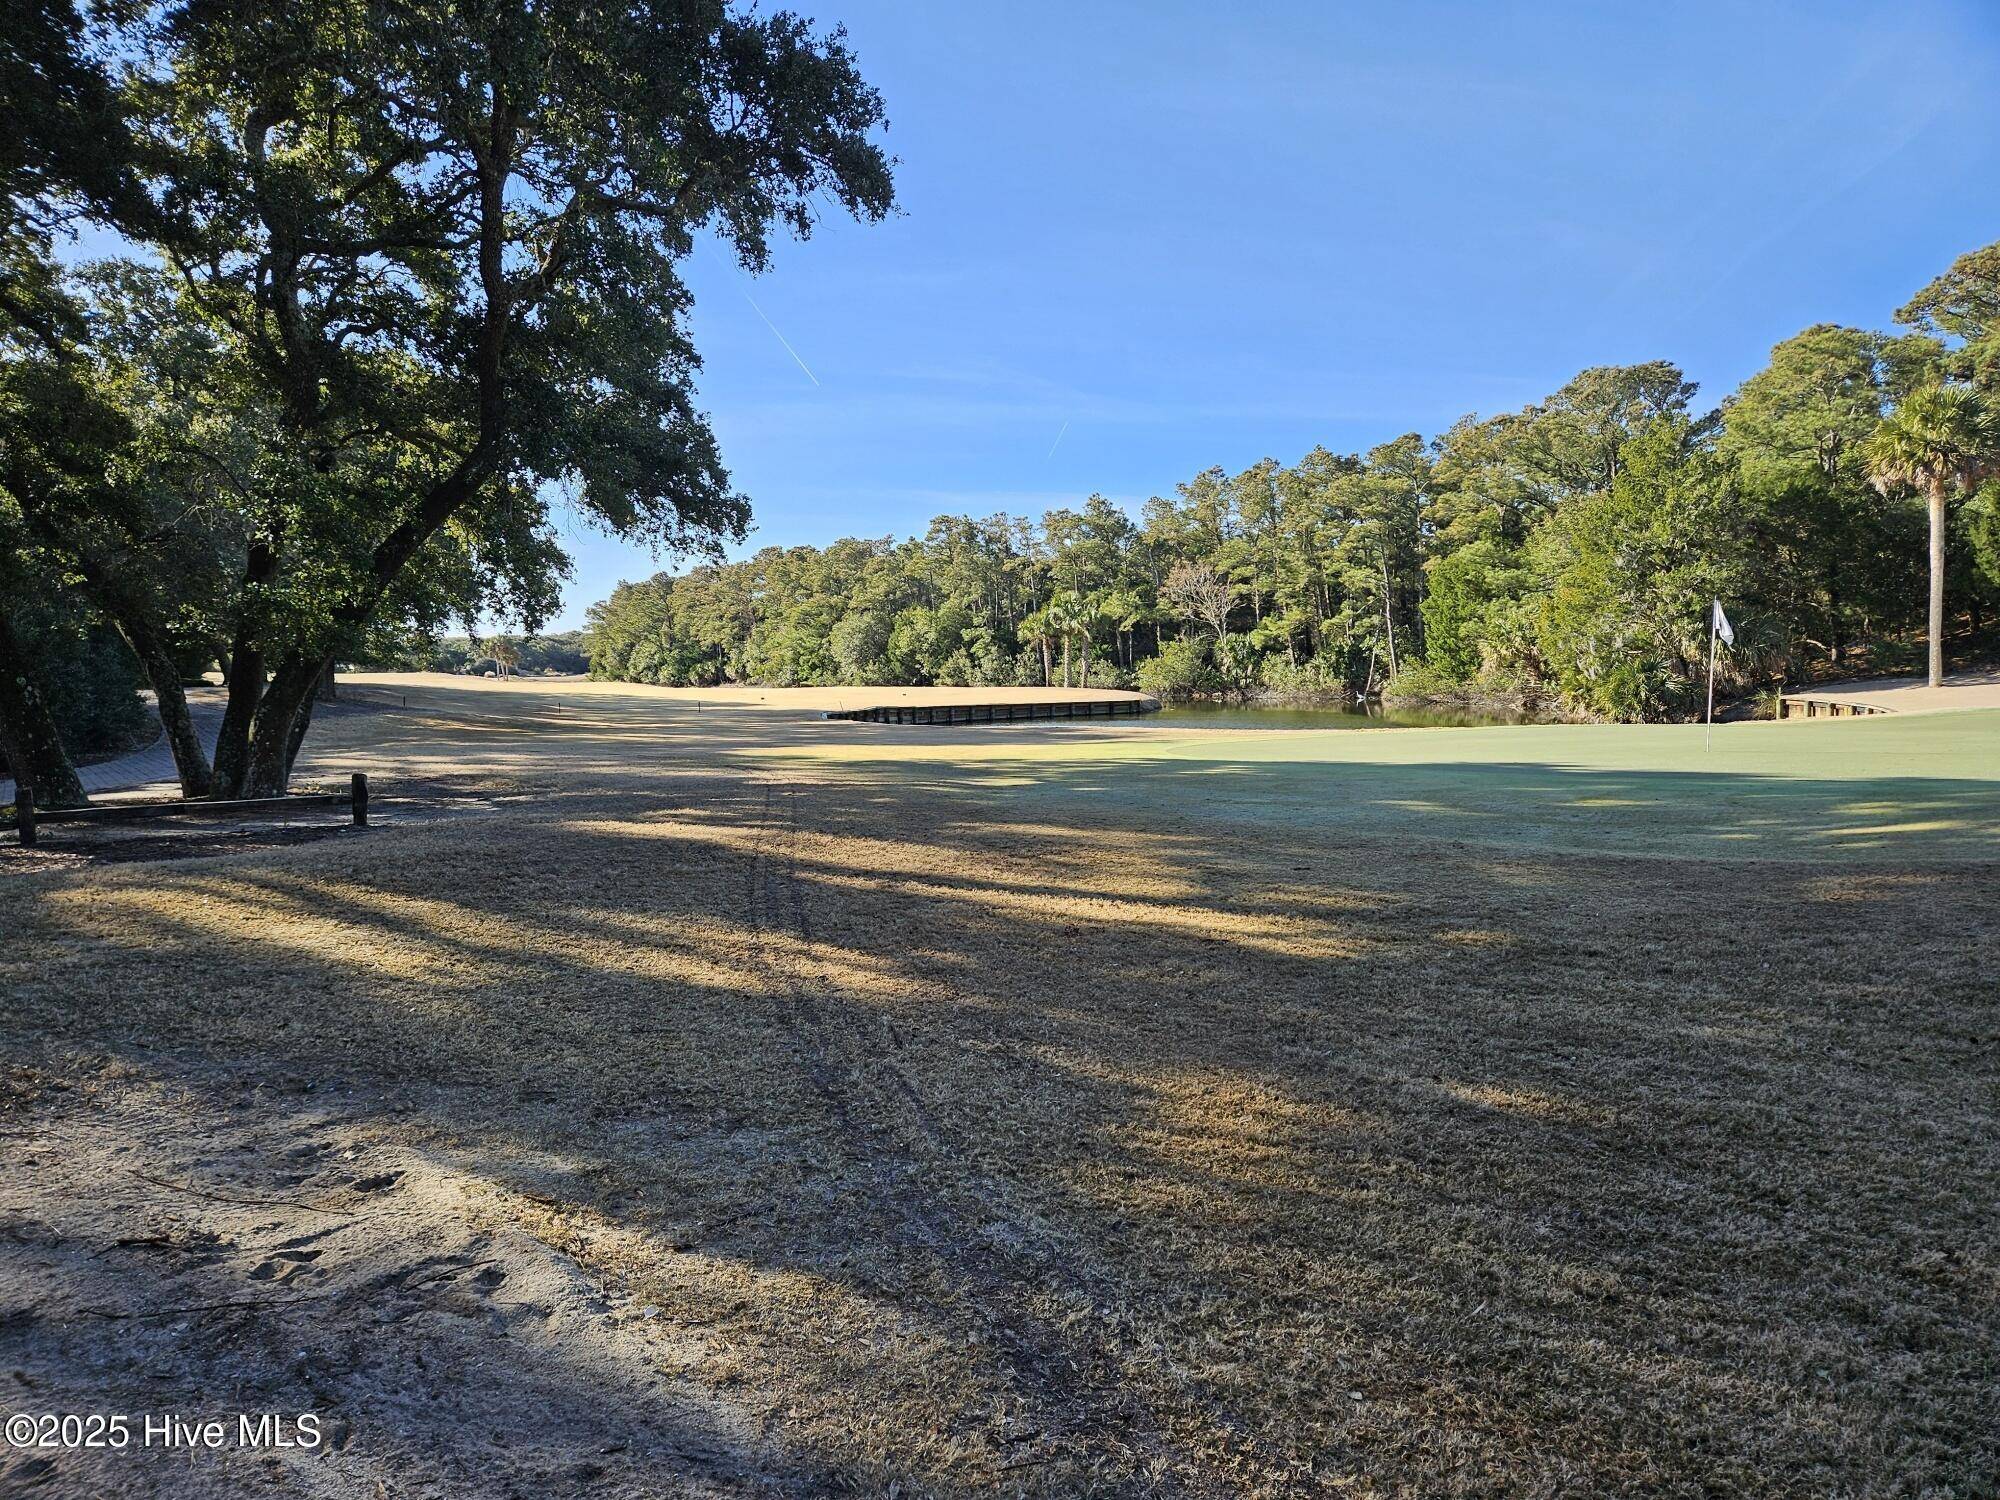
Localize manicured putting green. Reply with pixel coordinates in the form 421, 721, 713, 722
776, 707, 2000, 862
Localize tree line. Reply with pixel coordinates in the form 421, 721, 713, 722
371, 630, 589, 678
588, 254, 2000, 719
0, 0, 895, 807
8, 1, 1998, 816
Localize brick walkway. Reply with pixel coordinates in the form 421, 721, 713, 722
1, 703, 223, 803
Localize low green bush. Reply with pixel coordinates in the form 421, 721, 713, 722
1135, 637, 1217, 702
1257, 652, 1350, 700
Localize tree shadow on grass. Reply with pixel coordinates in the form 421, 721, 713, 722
1, 745, 1996, 1495
777, 747, 2000, 862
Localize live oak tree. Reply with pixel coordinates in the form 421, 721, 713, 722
0, 0, 161, 805
7, 257, 590, 800
22, 14, 2000, 742
124, 0, 894, 795
2, 262, 258, 801
0, 0, 154, 334
0, 349, 144, 807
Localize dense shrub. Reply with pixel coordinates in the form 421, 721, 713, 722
14, 597, 149, 759
1377, 662, 1457, 705
1382, 662, 1570, 721
1257, 652, 1351, 700
1135, 637, 1216, 701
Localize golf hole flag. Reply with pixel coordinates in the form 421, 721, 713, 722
1705, 600, 1733, 749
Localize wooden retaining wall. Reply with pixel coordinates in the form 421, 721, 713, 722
1777, 696, 1892, 720
825, 698, 1160, 726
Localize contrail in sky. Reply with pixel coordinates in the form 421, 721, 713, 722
1046, 419, 1070, 459
739, 287, 820, 386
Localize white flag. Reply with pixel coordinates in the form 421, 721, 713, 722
1711, 599, 1735, 647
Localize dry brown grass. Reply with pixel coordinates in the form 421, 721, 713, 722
0, 678, 1994, 1497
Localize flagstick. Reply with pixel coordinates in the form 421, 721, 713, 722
1705, 610, 1718, 753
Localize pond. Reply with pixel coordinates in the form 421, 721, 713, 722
1154, 700, 1525, 730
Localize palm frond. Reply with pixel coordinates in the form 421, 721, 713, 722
1863, 383, 1998, 497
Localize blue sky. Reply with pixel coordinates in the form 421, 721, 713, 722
97, 1, 2000, 629
552, 0, 2000, 629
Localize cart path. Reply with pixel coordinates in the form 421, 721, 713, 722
1782, 667, 2000, 715
0, 702, 223, 804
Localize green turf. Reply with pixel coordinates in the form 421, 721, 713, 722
777, 708, 2000, 862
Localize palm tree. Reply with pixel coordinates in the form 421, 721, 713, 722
1074, 593, 1109, 688
1018, 609, 1059, 687
1864, 384, 1996, 688
1101, 586, 1149, 670
1045, 590, 1095, 688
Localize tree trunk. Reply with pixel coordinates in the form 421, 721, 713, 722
15, 518, 212, 798
284, 682, 319, 774
120, 625, 212, 799
211, 539, 280, 799
56, 556, 213, 799
240, 652, 322, 798
317, 660, 338, 702
1928, 484, 1946, 689
1381, 558, 1400, 680
210, 644, 263, 799
0, 611, 87, 808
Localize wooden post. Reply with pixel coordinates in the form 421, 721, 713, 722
15, 784, 35, 848
351, 772, 369, 827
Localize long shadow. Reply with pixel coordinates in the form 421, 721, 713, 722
762, 748, 2000, 861
2, 732, 1996, 1494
